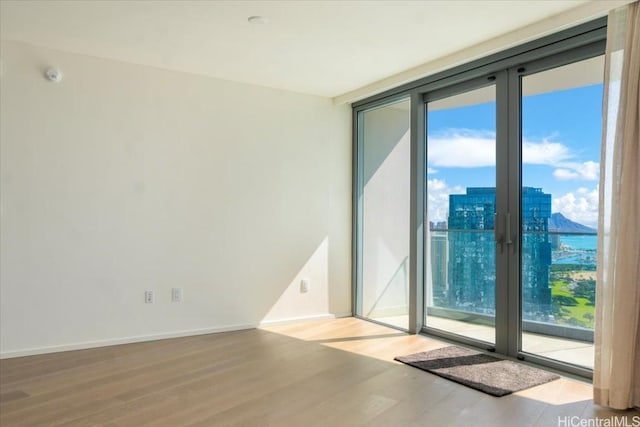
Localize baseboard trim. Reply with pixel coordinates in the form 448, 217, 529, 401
0, 323, 255, 359
333, 312, 353, 318
1, 314, 356, 359
259, 313, 340, 327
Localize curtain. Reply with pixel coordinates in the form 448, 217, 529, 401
593, 0, 640, 410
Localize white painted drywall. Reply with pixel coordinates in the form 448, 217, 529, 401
0, 41, 351, 357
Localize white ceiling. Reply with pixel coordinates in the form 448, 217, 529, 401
0, 1, 622, 100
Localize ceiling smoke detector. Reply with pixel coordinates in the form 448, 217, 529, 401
45, 67, 63, 83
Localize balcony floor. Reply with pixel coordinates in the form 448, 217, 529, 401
374, 315, 594, 369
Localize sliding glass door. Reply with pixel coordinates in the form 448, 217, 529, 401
519, 55, 603, 369
424, 83, 497, 346
421, 53, 603, 373
354, 18, 606, 375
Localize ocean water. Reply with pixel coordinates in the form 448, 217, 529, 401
559, 234, 597, 251
553, 234, 597, 265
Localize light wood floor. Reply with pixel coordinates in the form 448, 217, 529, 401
1, 318, 638, 426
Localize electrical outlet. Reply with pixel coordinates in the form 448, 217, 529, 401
171, 287, 183, 303
300, 279, 310, 293
145, 290, 154, 304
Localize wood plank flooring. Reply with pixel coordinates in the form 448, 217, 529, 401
1, 317, 638, 426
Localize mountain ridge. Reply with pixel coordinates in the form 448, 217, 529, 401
548, 212, 596, 233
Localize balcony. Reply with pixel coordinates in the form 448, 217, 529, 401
366, 230, 597, 369
377, 312, 594, 369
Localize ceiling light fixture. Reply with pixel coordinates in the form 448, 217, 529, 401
247, 16, 268, 24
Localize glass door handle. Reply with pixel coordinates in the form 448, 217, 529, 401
506, 213, 513, 246
495, 212, 505, 253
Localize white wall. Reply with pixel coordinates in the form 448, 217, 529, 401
0, 41, 352, 357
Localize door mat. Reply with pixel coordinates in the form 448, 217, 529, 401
395, 346, 560, 397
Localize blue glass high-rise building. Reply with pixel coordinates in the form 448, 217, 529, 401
429, 228, 449, 307
520, 187, 552, 318
443, 187, 552, 318
446, 188, 497, 313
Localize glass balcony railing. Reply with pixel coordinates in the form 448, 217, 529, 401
426, 229, 596, 343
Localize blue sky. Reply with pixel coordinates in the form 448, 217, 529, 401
426, 83, 603, 227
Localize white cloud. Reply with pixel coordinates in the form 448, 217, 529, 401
428, 130, 494, 167
427, 129, 598, 182
553, 169, 579, 180
427, 167, 438, 174
553, 161, 599, 181
522, 140, 573, 164
577, 161, 599, 180
428, 129, 574, 168
577, 187, 591, 195
427, 178, 464, 222
552, 187, 599, 228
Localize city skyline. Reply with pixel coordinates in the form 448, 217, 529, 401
427, 184, 597, 330
432, 187, 553, 318
427, 83, 603, 228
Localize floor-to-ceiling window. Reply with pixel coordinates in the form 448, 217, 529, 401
354, 19, 606, 376
355, 98, 411, 330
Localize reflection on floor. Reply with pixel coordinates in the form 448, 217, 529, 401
373, 315, 595, 369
